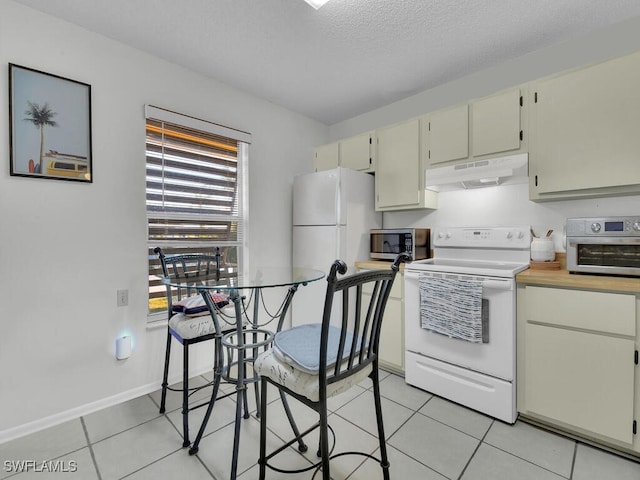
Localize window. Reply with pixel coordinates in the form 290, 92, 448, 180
145, 106, 250, 318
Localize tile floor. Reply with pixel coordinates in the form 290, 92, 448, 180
1, 370, 639, 479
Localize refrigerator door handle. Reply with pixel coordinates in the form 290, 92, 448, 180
334, 174, 342, 225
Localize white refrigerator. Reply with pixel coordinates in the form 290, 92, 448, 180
292, 167, 381, 326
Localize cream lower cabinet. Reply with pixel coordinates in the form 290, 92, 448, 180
517, 285, 639, 455
360, 268, 404, 373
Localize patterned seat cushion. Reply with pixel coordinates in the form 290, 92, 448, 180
169, 305, 237, 339
254, 348, 371, 402
171, 293, 230, 316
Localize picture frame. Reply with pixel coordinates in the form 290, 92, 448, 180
9, 63, 92, 182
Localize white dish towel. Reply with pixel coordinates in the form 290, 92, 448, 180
419, 273, 487, 343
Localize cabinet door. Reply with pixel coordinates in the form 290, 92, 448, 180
427, 104, 469, 166
379, 278, 403, 371
362, 271, 404, 372
375, 119, 421, 209
525, 323, 635, 444
379, 296, 403, 371
340, 132, 374, 171
314, 142, 339, 172
531, 50, 640, 196
471, 88, 522, 157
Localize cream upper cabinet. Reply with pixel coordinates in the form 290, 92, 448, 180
529, 50, 640, 200
339, 132, 375, 172
313, 142, 339, 172
517, 285, 639, 451
426, 104, 469, 167
470, 87, 524, 158
375, 118, 437, 211
425, 87, 525, 169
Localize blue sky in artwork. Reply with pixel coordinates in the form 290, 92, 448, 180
11, 67, 90, 173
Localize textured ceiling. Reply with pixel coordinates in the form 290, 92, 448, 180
10, 0, 640, 125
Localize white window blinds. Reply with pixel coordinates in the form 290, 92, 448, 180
145, 106, 249, 314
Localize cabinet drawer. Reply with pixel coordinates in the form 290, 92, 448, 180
525, 286, 636, 336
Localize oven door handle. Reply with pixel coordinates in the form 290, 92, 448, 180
406, 271, 514, 291
482, 279, 513, 291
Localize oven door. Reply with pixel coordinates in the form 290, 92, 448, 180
567, 236, 640, 276
404, 268, 516, 381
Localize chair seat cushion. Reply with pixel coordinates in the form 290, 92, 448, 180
169, 313, 216, 339
169, 304, 237, 339
272, 324, 359, 374
254, 348, 371, 402
171, 292, 229, 316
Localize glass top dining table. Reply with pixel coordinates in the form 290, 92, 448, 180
160, 266, 325, 291
159, 265, 325, 480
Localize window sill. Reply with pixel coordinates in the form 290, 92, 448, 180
146, 312, 168, 331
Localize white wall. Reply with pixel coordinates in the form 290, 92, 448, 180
3, 1, 640, 444
386, 184, 640, 253
0, 0, 327, 441
329, 15, 640, 244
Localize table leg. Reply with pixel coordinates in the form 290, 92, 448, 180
230, 289, 245, 479
252, 288, 261, 418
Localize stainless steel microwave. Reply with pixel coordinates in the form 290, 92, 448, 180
370, 228, 431, 261
566, 216, 640, 276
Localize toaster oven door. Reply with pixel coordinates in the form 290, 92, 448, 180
567, 237, 640, 276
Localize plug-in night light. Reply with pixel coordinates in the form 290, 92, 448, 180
116, 336, 132, 360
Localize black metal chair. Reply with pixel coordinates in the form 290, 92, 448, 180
254, 254, 409, 480
154, 246, 239, 447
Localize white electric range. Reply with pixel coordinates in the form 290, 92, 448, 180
404, 225, 531, 423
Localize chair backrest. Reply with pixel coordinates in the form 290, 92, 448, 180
154, 246, 221, 308
319, 253, 410, 391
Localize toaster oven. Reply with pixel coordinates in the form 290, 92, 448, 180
566, 216, 640, 276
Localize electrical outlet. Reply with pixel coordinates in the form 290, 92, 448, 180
117, 289, 129, 307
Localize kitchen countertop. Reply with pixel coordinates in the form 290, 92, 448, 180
357, 257, 640, 294
516, 267, 640, 294
355, 259, 406, 271
516, 253, 640, 293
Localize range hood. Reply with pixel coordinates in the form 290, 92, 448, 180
425, 153, 528, 191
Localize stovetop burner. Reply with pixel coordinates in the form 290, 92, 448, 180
407, 225, 532, 278
408, 257, 529, 278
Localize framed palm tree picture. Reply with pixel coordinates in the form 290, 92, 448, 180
9, 64, 92, 182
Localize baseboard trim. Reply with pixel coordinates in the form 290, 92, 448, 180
0, 367, 213, 445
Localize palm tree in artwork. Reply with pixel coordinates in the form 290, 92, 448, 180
23, 101, 58, 173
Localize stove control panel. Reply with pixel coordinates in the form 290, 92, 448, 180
433, 226, 531, 249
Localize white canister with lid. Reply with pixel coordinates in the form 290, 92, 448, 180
530, 237, 555, 261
